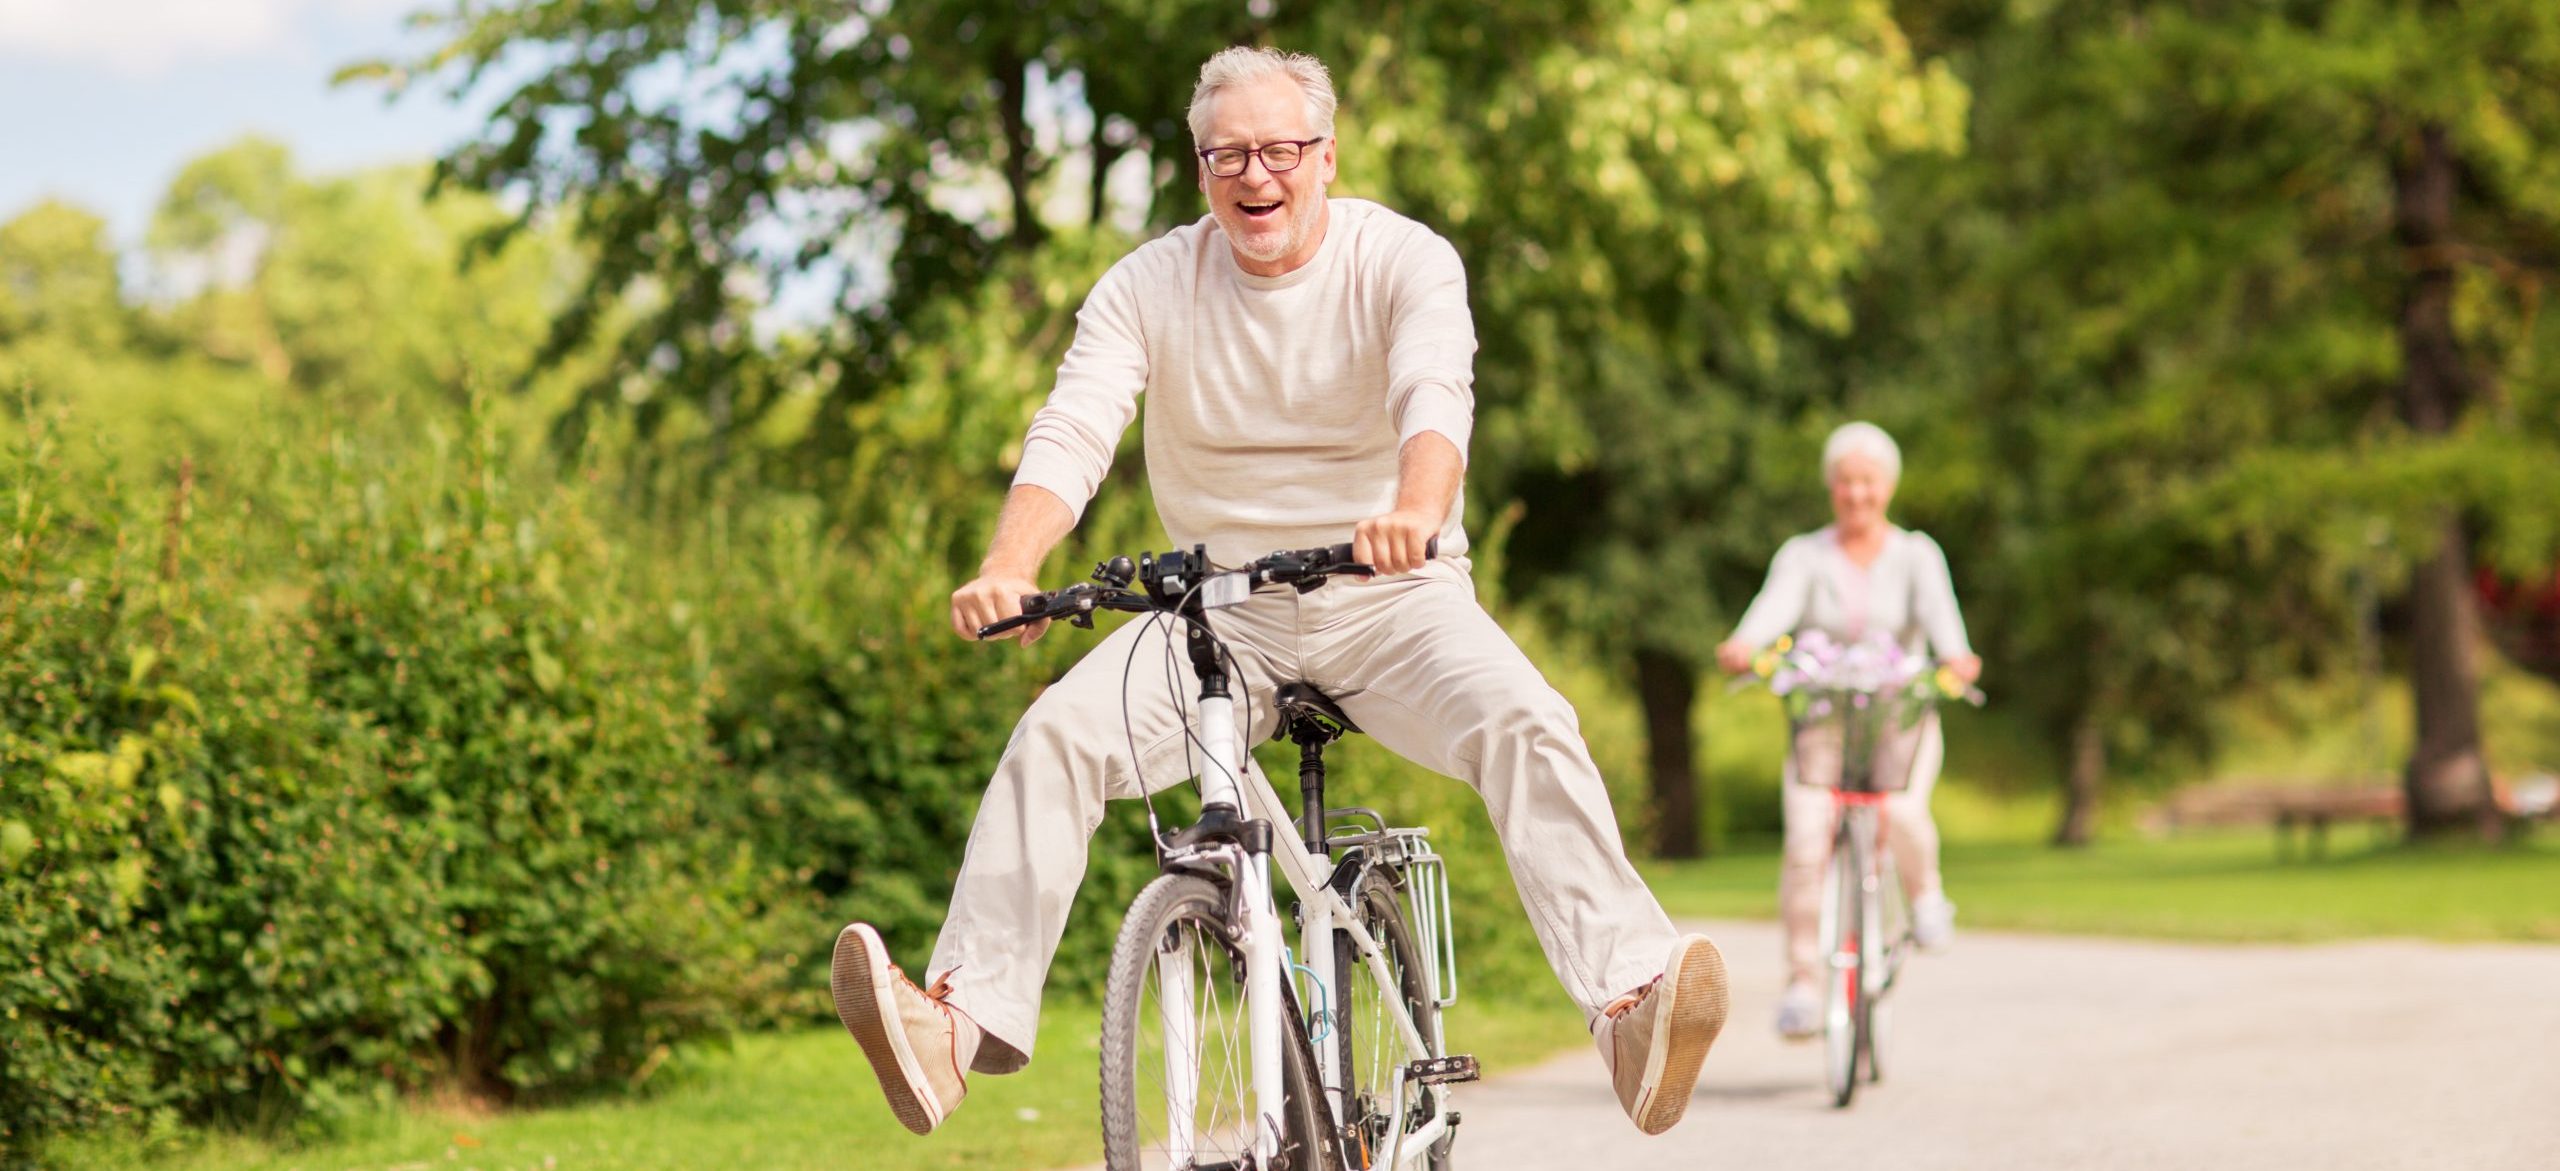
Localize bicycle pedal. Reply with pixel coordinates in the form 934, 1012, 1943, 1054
1405, 1055, 1479, 1085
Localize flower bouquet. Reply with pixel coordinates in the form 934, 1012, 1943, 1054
1741, 631, 1983, 791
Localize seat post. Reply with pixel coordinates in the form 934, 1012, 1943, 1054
1296, 736, 1328, 855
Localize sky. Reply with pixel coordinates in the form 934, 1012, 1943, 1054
0, 0, 495, 248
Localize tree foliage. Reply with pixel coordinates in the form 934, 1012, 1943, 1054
1860, 0, 2560, 839
377, 0, 1969, 854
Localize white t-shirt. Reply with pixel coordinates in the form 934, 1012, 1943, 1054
1011, 198, 1478, 565
1729, 526, 1974, 659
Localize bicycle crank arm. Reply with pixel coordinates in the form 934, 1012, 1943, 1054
1404, 1054, 1480, 1085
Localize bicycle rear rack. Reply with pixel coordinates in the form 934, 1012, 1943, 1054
1326, 809, 1460, 1009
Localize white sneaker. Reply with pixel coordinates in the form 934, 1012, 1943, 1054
1912, 892, 1957, 951
1775, 980, 1821, 1041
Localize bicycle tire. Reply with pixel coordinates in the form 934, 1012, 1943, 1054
1332, 868, 1451, 1170
1102, 874, 1332, 1171
1864, 849, 1904, 1086
1821, 817, 1864, 1109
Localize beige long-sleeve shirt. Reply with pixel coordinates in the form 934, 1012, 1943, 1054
1012, 199, 1478, 566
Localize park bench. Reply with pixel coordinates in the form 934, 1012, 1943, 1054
2156, 774, 2560, 857
2155, 781, 2402, 859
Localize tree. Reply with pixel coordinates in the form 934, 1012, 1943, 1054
147, 137, 586, 417
1857, 0, 2560, 842
361, 1, 1269, 458
385, 1, 1967, 857
0, 201, 128, 352
1333, 0, 1967, 855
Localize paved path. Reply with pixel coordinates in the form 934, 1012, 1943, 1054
1451, 919, 2560, 1170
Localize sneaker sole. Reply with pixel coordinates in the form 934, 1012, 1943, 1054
832, 923, 943, 1136
1635, 935, 1730, 1135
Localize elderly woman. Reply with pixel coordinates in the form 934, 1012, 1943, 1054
1713, 422, 1981, 1040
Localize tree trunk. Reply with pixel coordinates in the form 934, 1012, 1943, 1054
1634, 648, 1703, 859
2392, 121, 2495, 838
1091, 138, 1125, 229
2053, 708, 2104, 848
993, 51, 1046, 252
2404, 518, 2493, 835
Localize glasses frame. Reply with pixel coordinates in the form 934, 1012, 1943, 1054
1195, 137, 1330, 179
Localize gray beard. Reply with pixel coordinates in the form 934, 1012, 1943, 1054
1220, 204, 1314, 265
1208, 192, 1320, 265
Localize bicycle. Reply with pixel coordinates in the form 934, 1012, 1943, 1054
1739, 635, 1972, 1108
980, 541, 1472, 1171
1798, 688, 1921, 1108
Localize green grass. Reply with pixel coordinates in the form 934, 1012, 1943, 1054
46, 996, 1591, 1171
1642, 829, 2560, 944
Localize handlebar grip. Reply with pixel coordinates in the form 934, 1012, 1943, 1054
1324, 536, 1438, 565
974, 590, 1058, 640
976, 612, 1040, 639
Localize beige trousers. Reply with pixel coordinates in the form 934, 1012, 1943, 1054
1777, 712, 1945, 988
927, 559, 1679, 1072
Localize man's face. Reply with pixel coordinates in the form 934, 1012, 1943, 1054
1196, 73, 1336, 276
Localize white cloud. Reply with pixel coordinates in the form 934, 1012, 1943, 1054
0, 0, 416, 76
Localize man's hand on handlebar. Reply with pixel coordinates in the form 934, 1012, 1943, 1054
953, 570, 1048, 646
1354, 508, 1441, 577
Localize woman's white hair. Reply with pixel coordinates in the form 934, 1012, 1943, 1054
1821, 421, 1903, 484
1187, 46, 1337, 144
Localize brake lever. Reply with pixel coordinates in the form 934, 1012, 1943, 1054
976, 612, 1040, 640
1295, 562, 1375, 593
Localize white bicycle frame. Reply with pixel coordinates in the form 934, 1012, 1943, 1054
1165, 589, 1457, 1169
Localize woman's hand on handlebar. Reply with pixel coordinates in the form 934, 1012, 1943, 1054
1944, 653, 1983, 686
1353, 508, 1441, 576
1714, 638, 1755, 675
953, 570, 1048, 646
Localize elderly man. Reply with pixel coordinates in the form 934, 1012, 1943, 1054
832, 45, 1727, 1139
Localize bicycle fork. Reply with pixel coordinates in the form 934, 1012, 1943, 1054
1179, 627, 1290, 1166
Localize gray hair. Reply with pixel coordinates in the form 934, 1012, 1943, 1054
1187, 46, 1338, 145
1821, 421, 1903, 484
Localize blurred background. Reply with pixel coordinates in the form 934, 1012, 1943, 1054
5, 2, 2557, 1168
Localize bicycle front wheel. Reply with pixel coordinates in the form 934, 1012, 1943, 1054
1820, 819, 1864, 1108
1101, 874, 1331, 1171
1865, 847, 1905, 1086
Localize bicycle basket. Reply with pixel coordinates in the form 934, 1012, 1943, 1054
1788, 696, 1930, 792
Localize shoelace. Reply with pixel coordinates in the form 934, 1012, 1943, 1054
1602, 973, 1661, 1021
916, 965, 971, 1081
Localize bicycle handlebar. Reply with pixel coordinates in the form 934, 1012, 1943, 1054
976, 537, 1438, 640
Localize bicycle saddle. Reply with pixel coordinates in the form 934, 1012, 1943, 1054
1272, 682, 1360, 745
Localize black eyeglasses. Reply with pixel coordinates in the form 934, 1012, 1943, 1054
1196, 137, 1328, 178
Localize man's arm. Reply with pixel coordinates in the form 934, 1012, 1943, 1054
959, 249, 1153, 645
1367, 227, 1476, 576
950, 484, 1078, 645
1354, 430, 1462, 576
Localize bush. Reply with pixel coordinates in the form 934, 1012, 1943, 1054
0, 402, 776, 1160
658, 489, 1166, 1013
1, 358, 1569, 1165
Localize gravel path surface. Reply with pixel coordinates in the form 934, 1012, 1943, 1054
1447, 918, 2560, 1169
